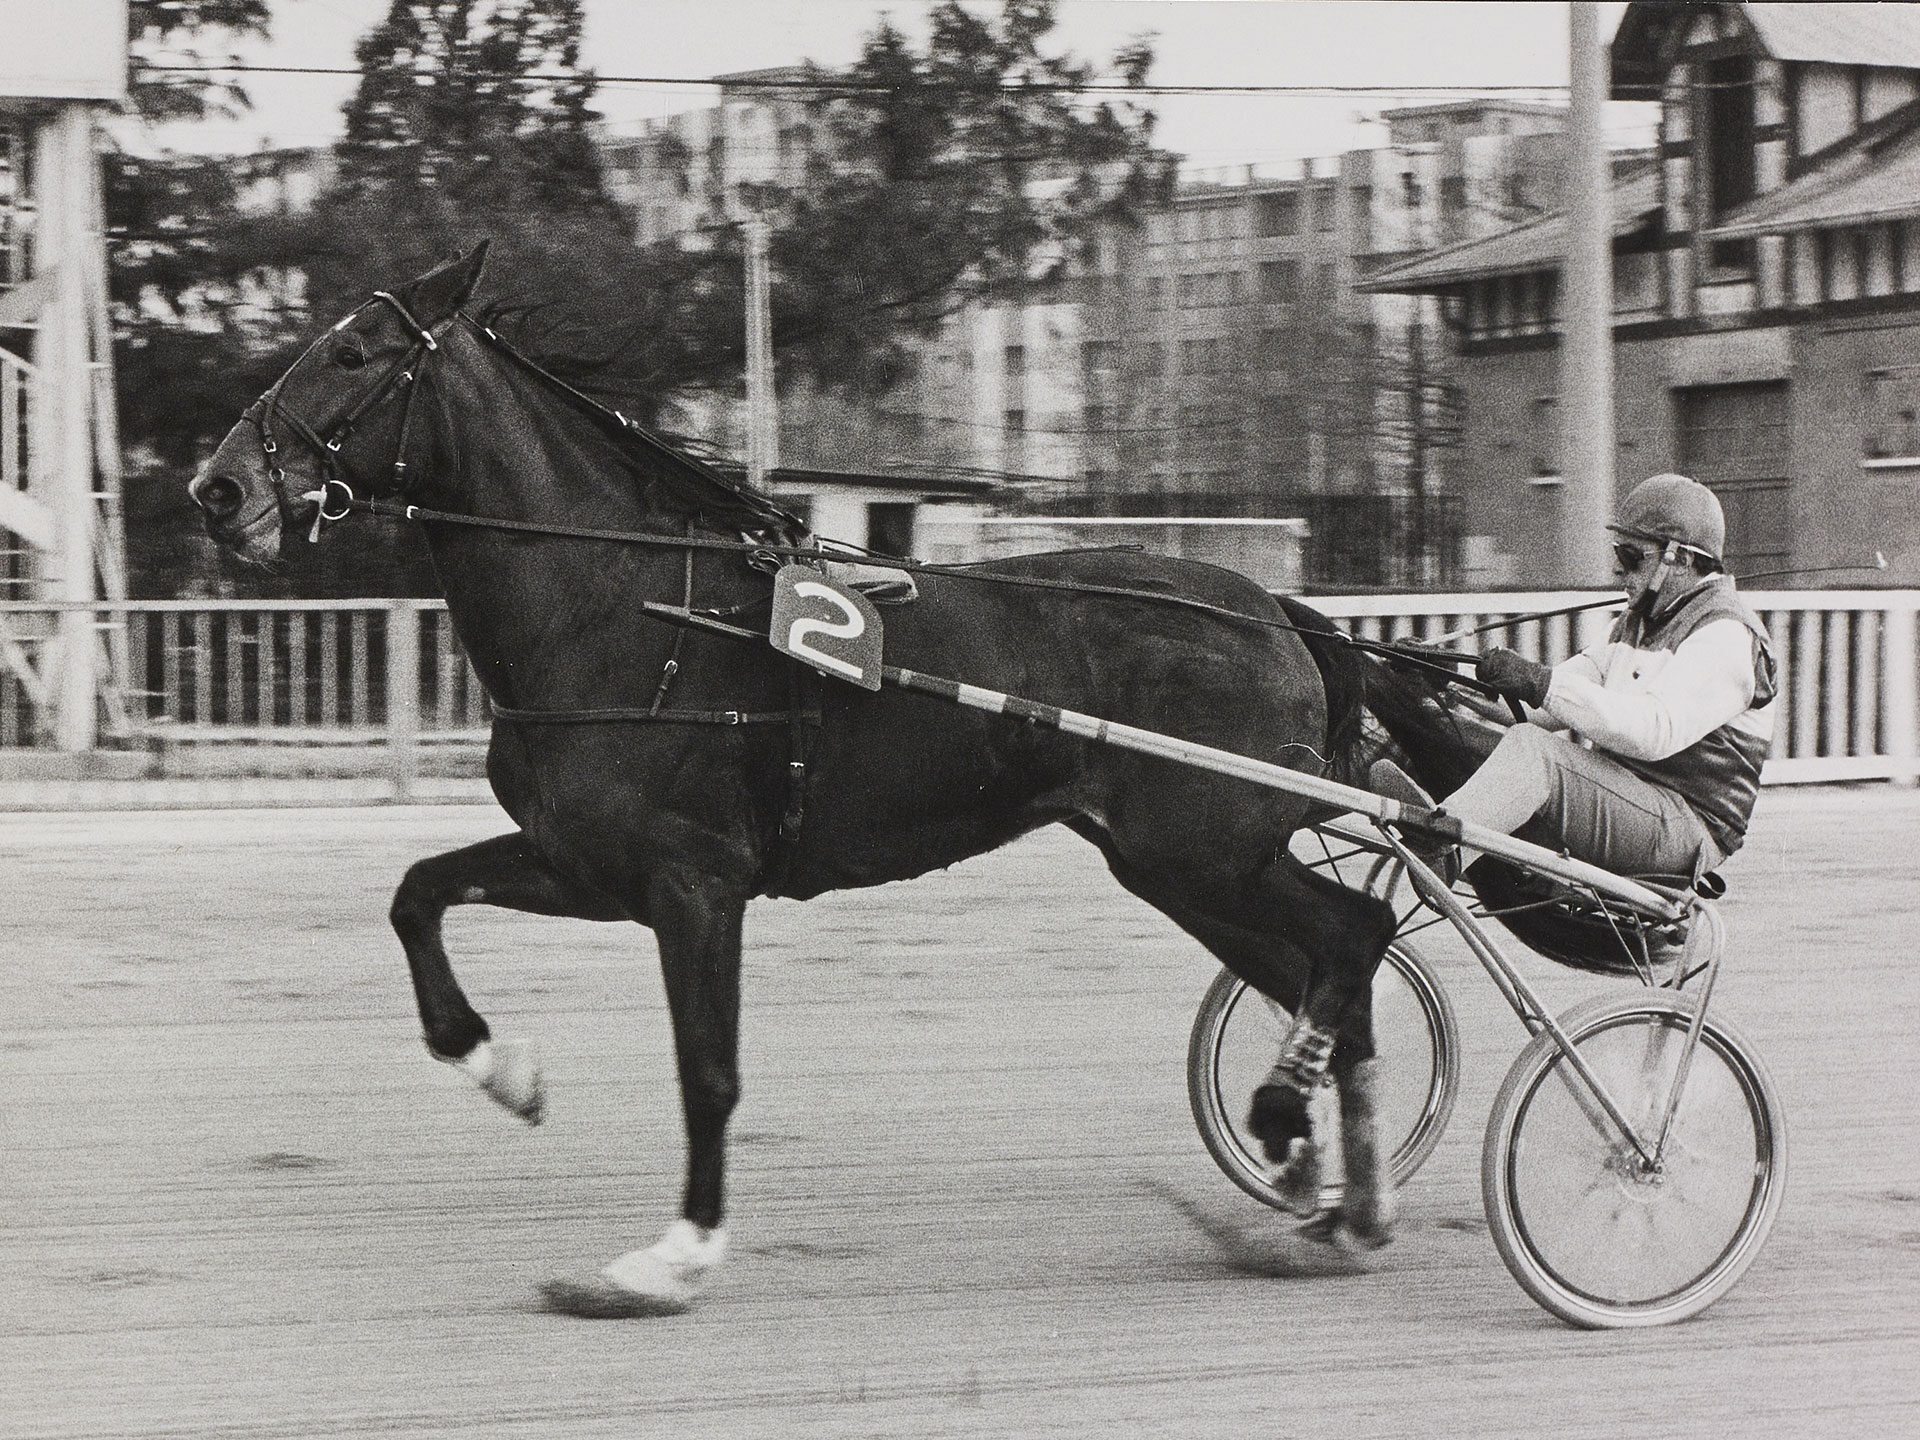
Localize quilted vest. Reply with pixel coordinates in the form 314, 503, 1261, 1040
1612, 578, 1778, 856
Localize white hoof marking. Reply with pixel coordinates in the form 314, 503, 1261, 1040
540, 1220, 728, 1319
441, 1038, 544, 1124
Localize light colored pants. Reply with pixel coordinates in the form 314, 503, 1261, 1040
1442, 723, 1721, 880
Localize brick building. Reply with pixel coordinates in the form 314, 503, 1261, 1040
1365, 1, 1920, 589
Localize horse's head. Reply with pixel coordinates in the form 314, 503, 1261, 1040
190, 244, 490, 563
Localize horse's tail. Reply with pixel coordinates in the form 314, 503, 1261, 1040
1275, 596, 1374, 789
1276, 596, 1492, 800
1351, 637, 1499, 801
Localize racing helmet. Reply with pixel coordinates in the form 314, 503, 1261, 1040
1607, 473, 1725, 569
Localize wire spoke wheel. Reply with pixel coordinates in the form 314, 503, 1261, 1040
1481, 992, 1787, 1329
1187, 941, 1460, 1212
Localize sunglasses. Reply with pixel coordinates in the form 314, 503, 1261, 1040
1612, 543, 1652, 570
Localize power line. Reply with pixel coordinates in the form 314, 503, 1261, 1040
139, 62, 1574, 98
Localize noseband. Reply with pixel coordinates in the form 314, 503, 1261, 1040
245, 290, 442, 540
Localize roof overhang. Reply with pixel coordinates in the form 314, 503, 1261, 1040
1359, 166, 1662, 294
1709, 128, 1920, 239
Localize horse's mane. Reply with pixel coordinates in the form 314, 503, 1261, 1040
470, 298, 803, 537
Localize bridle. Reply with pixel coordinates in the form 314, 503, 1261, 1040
245, 289, 444, 541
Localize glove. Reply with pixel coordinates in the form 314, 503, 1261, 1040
1477, 647, 1552, 709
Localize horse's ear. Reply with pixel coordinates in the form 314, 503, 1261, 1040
404, 241, 490, 321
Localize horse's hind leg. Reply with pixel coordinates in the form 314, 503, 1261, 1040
1074, 822, 1397, 1239
389, 830, 626, 1122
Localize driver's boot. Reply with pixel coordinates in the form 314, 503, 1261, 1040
1369, 758, 1460, 888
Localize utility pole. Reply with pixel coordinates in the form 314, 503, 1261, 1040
742, 213, 777, 488
1408, 294, 1429, 586
1561, 1, 1616, 585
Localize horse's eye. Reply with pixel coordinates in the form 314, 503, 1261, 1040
335, 343, 367, 370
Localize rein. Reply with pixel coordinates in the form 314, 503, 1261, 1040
252, 294, 1515, 703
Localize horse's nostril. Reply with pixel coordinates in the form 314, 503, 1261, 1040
191, 473, 247, 519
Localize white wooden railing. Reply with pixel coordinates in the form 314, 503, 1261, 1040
1, 590, 1916, 790
1317, 589, 1920, 786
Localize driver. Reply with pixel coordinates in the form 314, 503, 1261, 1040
1376, 473, 1778, 880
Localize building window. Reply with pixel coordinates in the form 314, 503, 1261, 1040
867, 502, 915, 557
1531, 396, 1561, 480
1701, 54, 1757, 273
1440, 175, 1467, 241
1260, 259, 1300, 303
1257, 191, 1300, 237
1865, 365, 1920, 462
1314, 263, 1338, 311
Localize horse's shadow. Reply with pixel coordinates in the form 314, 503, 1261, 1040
1137, 1177, 1377, 1280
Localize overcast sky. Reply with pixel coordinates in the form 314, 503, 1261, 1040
149, 0, 1646, 169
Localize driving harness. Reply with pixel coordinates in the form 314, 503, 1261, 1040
243, 289, 1506, 896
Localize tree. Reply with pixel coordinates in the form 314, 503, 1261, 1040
774, 1, 1170, 390
337, 0, 606, 215
108, 0, 274, 597
113, 0, 1171, 596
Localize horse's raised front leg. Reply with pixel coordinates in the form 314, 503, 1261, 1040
390, 830, 626, 1123
543, 867, 747, 1319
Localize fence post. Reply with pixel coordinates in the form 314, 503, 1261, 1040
386, 599, 419, 801
1886, 599, 1918, 788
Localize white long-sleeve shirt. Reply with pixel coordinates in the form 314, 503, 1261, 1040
1542, 617, 1763, 762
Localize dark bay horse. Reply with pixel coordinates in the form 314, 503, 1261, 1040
190, 246, 1401, 1315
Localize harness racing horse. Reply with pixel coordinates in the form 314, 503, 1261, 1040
189, 246, 1402, 1315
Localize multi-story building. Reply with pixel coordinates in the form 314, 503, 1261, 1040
598, 67, 813, 246
997, 101, 1582, 586
1365, 1, 1920, 589
596, 82, 1581, 584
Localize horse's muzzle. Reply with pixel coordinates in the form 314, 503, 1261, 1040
189, 470, 249, 521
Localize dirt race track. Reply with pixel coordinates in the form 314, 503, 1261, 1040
3, 785, 1919, 1439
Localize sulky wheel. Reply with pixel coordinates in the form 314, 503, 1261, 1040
1480, 991, 1787, 1329
1187, 941, 1460, 1213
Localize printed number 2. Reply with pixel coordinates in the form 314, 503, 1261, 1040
787, 580, 868, 681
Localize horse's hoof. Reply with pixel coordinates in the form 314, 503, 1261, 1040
1338, 1218, 1395, 1252
541, 1220, 726, 1319
1295, 1207, 1343, 1243
1296, 1206, 1393, 1253
1270, 1138, 1325, 1217
480, 1039, 544, 1125
1246, 1081, 1312, 1165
